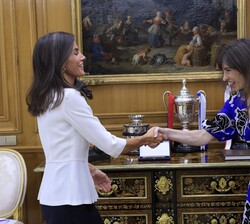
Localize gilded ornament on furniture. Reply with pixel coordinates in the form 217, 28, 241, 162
13, 207, 24, 222
96, 203, 151, 211
156, 213, 174, 224
210, 177, 236, 193
182, 174, 249, 196
155, 176, 173, 195
229, 218, 236, 224
219, 214, 227, 223
104, 218, 111, 224
211, 218, 218, 224
178, 200, 245, 208
183, 213, 242, 224
98, 177, 147, 199
102, 215, 147, 224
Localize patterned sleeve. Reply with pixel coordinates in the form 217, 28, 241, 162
202, 92, 249, 142
202, 100, 237, 142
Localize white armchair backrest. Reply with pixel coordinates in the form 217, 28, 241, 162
0, 148, 27, 223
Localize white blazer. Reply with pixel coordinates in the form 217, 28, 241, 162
37, 89, 126, 206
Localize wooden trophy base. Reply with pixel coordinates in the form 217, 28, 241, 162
173, 142, 201, 153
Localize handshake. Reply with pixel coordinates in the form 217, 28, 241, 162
144, 127, 167, 148
145, 126, 211, 149
126, 126, 208, 154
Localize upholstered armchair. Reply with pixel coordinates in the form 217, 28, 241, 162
0, 148, 27, 224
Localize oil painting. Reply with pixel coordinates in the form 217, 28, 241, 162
81, 0, 237, 76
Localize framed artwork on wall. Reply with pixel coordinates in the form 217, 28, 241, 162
72, 0, 246, 85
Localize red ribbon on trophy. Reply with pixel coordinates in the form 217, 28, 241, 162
163, 91, 174, 128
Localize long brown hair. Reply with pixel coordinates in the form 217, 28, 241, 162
26, 32, 74, 116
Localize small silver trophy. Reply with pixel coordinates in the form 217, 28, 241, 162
163, 79, 206, 153
122, 114, 149, 154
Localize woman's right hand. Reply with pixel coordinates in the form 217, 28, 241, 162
144, 127, 165, 148
153, 127, 168, 138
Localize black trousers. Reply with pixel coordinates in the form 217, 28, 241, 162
42, 204, 103, 224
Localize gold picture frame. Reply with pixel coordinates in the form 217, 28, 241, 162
72, 0, 246, 85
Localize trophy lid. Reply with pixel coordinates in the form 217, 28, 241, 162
175, 79, 196, 103
179, 79, 190, 96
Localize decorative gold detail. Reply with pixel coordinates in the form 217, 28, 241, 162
155, 176, 173, 195
182, 174, 249, 196
80, 73, 223, 85
97, 189, 114, 196
80, 78, 104, 85
178, 200, 245, 208
229, 218, 236, 224
97, 183, 119, 196
98, 177, 147, 199
156, 213, 174, 224
211, 218, 218, 224
13, 207, 24, 222
103, 218, 111, 224
96, 203, 151, 211
102, 214, 147, 224
219, 215, 227, 224
183, 213, 242, 224
210, 177, 236, 193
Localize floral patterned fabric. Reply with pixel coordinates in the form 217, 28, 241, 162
243, 185, 250, 224
202, 90, 250, 223
202, 91, 249, 143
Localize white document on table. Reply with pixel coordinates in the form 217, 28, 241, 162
139, 141, 170, 160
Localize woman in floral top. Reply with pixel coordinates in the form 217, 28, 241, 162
156, 38, 250, 223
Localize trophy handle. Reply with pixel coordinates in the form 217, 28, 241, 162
162, 90, 172, 110
196, 90, 206, 116
197, 90, 206, 99
197, 90, 207, 150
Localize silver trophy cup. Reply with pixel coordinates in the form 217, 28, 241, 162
175, 79, 197, 131
163, 79, 205, 153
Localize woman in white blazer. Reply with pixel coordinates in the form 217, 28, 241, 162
26, 31, 163, 224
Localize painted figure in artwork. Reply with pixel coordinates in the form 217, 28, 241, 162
144, 11, 166, 48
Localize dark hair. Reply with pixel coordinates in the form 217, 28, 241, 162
217, 38, 250, 98
26, 32, 75, 116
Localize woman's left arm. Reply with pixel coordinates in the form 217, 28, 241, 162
89, 163, 112, 192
